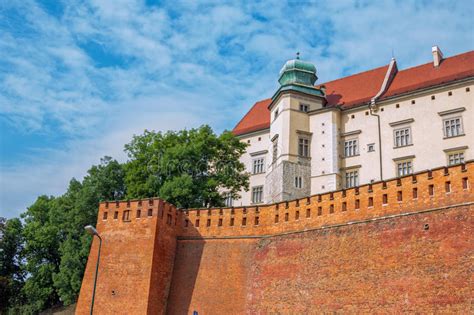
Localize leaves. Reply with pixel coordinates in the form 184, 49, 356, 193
125, 125, 249, 208
2, 125, 248, 312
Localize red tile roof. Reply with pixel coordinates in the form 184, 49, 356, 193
321, 65, 389, 108
233, 50, 474, 136
382, 51, 474, 100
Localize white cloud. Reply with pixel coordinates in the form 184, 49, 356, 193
0, 0, 473, 217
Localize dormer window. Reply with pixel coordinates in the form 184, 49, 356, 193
299, 103, 309, 112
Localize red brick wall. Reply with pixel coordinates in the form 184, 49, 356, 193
166, 205, 472, 313
77, 162, 473, 314
76, 199, 181, 315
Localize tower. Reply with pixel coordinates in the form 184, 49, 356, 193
265, 54, 327, 203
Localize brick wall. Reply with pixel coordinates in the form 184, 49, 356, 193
167, 204, 473, 313
76, 199, 182, 314
76, 162, 473, 314
180, 163, 472, 238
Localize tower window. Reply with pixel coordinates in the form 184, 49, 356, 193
272, 139, 278, 163
298, 138, 310, 157
299, 103, 309, 112
295, 176, 303, 188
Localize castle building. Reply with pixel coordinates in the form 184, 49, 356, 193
76, 48, 474, 314
231, 47, 473, 206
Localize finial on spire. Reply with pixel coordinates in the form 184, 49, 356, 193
296, 52, 300, 60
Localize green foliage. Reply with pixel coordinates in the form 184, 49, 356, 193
15, 157, 126, 312
124, 125, 249, 208
2, 125, 248, 312
0, 217, 25, 313
52, 157, 125, 305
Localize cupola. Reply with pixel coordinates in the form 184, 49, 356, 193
270, 53, 325, 104
278, 52, 318, 86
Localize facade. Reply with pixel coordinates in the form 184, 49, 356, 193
232, 46, 474, 206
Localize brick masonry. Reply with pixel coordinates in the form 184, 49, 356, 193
76, 162, 473, 314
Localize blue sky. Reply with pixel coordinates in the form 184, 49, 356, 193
1, 0, 473, 218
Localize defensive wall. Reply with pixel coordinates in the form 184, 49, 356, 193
76, 161, 474, 314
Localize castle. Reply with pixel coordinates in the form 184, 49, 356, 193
76, 48, 473, 314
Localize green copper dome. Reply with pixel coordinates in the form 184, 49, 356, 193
278, 55, 317, 86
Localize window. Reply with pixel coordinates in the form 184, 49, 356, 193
447, 152, 464, 166
224, 193, 233, 207
103, 212, 108, 220
443, 117, 463, 138
274, 108, 279, 120
344, 139, 358, 157
272, 139, 278, 163
345, 170, 359, 188
251, 186, 264, 204
295, 176, 303, 188
253, 158, 265, 174
299, 103, 309, 112
397, 160, 413, 176
367, 143, 375, 152
394, 128, 411, 147
298, 138, 310, 157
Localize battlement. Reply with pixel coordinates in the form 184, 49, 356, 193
97, 161, 473, 239
78, 161, 473, 314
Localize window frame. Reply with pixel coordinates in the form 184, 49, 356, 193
298, 137, 310, 157
251, 186, 264, 204
295, 176, 303, 189
443, 116, 464, 138
393, 127, 412, 148
396, 160, 413, 177
344, 169, 359, 189
447, 151, 465, 166
344, 138, 359, 157
252, 157, 265, 174
223, 192, 233, 207
299, 103, 309, 112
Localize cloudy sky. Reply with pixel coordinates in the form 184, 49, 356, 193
0, 0, 473, 218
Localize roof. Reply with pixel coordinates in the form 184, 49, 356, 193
233, 50, 474, 136
382, 51, 474, 99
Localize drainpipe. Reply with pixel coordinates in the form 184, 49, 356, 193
369, 57, 397, 182
369, 104, 383, 181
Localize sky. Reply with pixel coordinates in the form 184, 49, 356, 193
0, 0, 473, 218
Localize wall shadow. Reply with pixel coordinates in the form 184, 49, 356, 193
165, 224, 204, 315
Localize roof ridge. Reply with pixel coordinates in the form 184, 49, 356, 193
394, 50, 474, 74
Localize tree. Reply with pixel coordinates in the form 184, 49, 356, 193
0, 217, 25, 313
52, 157, 125, 305
20, 196, 61, 313
124, 125, 249, 208
18, 157, 126, 311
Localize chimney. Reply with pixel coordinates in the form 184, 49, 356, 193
432, 45, 443, 67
